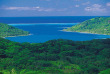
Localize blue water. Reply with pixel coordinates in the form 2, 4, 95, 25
5, 23, 110, 43
0, 16, 99, 24
0, 16, 109, 43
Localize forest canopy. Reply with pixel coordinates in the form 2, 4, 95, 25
64, 17, 110, 35
0, 23, 29, 37
0, 38, 110, 74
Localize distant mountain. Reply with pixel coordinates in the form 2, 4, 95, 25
0, 23, 29, 37
64, 17, 110, 35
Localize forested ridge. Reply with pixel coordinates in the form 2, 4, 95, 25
0, 38, 110, 74
0, 23, 29, 37
64, 17, 110, 35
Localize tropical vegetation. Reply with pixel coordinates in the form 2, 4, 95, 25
0, 38, 110, 74
0, 23, 29, 37
64, 17, 110, 35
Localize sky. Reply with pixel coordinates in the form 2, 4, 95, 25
0, 0, 110, 17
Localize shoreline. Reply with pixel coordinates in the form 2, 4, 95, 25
8, 23, 78, 26
61, 30, 110, 36
3, 34, 32, 38
8, 23, 79, 24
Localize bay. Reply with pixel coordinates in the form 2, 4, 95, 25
6, 23, 110, 43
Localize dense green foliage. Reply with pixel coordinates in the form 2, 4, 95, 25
0, 38, 110, 74
64, 17, 110, 35
0, 23, 29, 37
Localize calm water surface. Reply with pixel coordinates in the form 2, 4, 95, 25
6, 23, 110, 43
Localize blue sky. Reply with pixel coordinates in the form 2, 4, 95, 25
0, 0, 110, 17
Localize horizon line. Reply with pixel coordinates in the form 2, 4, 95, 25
0, 16, 110, 18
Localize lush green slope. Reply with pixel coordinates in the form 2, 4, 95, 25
0, 23, 29, 37
0, 38, 110, 74
64, 17, 110, 35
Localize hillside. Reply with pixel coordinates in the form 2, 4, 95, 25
0, 38, 110, 74
64, 17, 110, 35
0, 23, 29, 37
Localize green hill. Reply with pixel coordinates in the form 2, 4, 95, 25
64, 17, 110, 35
0, 38, 110, 74
0, 23, 29, 37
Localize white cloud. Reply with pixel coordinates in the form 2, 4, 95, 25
82, 1, 90, 5
92, 4, 102, 8
1, 6, 67, 12
107, 2, 110, 6
40, 8, 53, 11
33, 7, 40, 9
85, 4, 106, 12
2, 6, 40, 10
75, 5, 80, 7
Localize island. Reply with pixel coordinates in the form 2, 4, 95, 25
63, 17, 110, 35
0, 23, 30, 37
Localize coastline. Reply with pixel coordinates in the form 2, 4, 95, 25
61, 30, 109, 35
3, 34, 32, 38
8, 23, 78, 26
